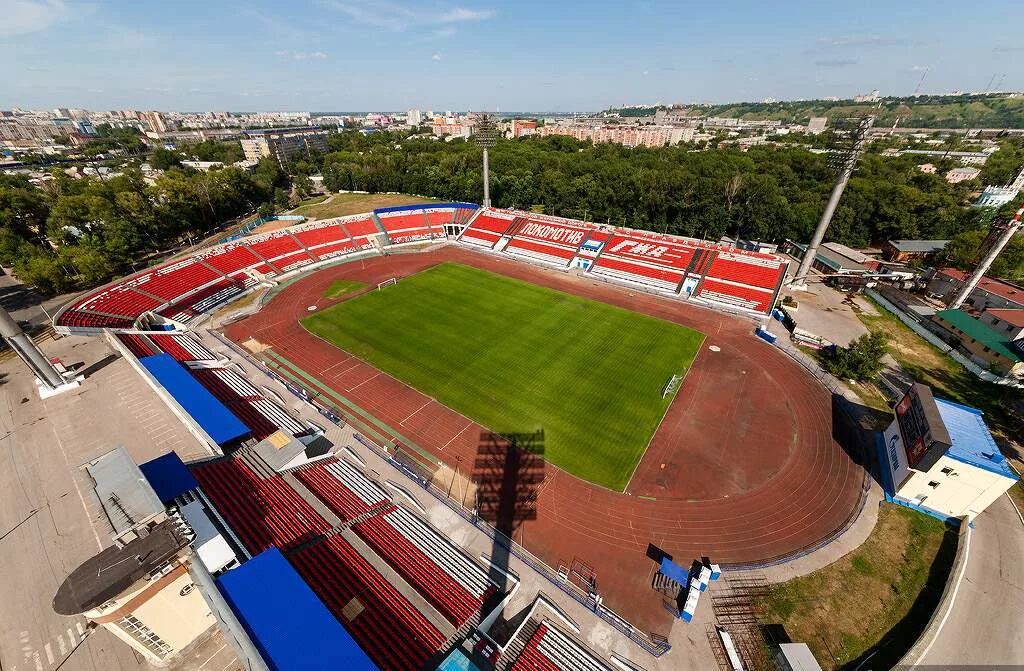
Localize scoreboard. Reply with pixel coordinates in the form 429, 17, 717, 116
895, 383, 951, 472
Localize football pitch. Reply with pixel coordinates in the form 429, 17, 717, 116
301, 263, 704, 490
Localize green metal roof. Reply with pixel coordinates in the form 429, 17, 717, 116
935, 309, 1022, 363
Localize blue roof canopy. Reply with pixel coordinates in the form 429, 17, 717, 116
374, 202, 478, 215
217, 548, 377, 671
139, 452, 199, 504
140, 354, 250, 446
935, 398, 1016, 479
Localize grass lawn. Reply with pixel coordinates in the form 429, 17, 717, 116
301, 263, 704, 490
757, 503, 957, 670
291, 193, 440, 220
855, 297, 1024, 453
324, 279, 367, 300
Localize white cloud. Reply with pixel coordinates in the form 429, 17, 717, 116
431, 52, 442, 61
275, 50, 328, 60
322, 0, 494, 32
814, 58, 858, 68
816, 34, 902, 48
0, 0, 67, 37
433, 26, 457, 39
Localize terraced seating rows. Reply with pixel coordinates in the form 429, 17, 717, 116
290, 535, 446, 671
704, 252, 785, 290
294, 458, 388, 520
149, 333, 216, 362
191, 459, 329, 553
116, 333, 156, 358
695, 278, 774, 312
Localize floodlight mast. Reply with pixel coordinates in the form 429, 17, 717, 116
948, 203, 1024, 309
0, 307, 64, 389
475, 113, 499, 208
790, 115, 874, 290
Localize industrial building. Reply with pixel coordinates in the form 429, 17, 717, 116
878, 384, 1017, 522
931, 309, 1024, 377
928, 267, 1024, 311
881, 239, 950, 263
52, 447, 220, 665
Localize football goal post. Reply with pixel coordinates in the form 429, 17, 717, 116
377, 277, 397, 291
662, 374, 682, 398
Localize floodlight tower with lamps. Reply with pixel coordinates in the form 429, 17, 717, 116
475, 113, 499, 207
790, 115, 874, 290
949, 203, 1024, 309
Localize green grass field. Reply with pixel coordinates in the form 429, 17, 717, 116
324, 279, 367, 299
302, 263, 704, 489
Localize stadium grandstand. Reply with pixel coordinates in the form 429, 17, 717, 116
39, 200, 827, 671
52, 203, 787, 334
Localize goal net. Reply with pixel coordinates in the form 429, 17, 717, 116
662, 374, 682, 398
377, 277, 398, 291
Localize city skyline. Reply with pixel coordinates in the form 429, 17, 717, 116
4, 0, 1024, 112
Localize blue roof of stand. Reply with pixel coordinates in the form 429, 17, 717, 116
217, 548, 377, 671
139, 354, 250, 446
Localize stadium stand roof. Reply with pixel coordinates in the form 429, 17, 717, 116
935, 398, 1017, 479
140, 353, 251, 445
139, 451, 199, 504
216, 548, 378, 671
374, 201, 477, 214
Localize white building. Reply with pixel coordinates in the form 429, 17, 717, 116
407, 108, 423, 126
879, 384, 1016, 521
974, 165, 1024, 208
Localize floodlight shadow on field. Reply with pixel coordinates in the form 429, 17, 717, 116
472, 429, 546, 594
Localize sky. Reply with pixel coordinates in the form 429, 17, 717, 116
3, 0, 1023, 112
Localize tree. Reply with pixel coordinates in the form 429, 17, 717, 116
150, 147, 183, 171
825, 332, 889, 382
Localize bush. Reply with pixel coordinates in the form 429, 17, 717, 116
825, 331, 889, 382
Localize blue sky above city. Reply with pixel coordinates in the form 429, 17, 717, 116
3, 0, 1023, 112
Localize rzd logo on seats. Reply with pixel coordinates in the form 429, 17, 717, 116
608, 240, 672, 259
521, 223, 585, 246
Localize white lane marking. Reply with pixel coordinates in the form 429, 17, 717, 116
196, 643, 228, 669
56, 633, 67, 656
43, 643, 54, 665
913, 523, 972, 665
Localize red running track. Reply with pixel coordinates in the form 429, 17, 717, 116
224, 247, 864, 633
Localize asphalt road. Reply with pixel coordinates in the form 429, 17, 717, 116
914, 492, 1024, 666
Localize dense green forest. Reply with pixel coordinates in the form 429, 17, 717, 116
2, 129, 1022, 296
0, 157, 289, 293
607, 93, 1024, 128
